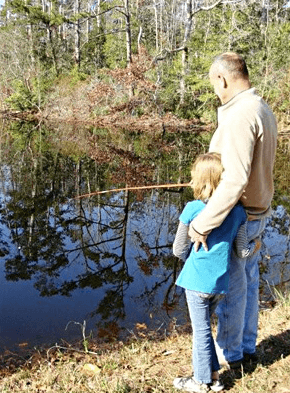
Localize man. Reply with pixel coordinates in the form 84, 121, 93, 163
189, 52, 277, 367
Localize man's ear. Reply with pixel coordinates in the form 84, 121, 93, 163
218, 74, 227, 89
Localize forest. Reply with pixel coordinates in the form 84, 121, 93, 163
0, 0, 290, 129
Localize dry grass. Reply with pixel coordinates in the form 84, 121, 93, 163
0, 289, 290, 392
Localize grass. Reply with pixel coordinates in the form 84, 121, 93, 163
0, 288, 290, 392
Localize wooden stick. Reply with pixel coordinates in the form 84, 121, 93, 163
74, 183, 190, 199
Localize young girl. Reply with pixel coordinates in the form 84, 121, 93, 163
173, 153, 260, 393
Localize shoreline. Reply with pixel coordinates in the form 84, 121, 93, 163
0, 289, 289, 391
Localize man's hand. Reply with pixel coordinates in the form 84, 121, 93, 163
188, 225, 208, 252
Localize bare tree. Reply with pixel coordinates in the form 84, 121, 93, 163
124, 0, 133, 66
151, 0, 239, 104
179, 0, 225, 103
74, 0, 81, 67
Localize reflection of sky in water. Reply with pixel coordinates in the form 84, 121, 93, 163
0, 169, 186, 350
1, 148, 287, 352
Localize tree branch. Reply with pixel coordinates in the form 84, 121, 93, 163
91, 5, 125, 17
152, 47, 186, 64
192, 0, 224, 17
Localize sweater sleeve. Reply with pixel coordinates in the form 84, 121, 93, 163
191, 112, 256, 234
173, 221, 191, 261
234, 222, 256, 258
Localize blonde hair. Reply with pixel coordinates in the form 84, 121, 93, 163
190, 152, 223, 201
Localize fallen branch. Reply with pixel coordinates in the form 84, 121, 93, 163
74, 183, 190, 199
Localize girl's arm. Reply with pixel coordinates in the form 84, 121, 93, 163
173, 221, 191, 261
234, 222, 261, 258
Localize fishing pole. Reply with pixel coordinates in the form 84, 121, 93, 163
74, 183, 190, 199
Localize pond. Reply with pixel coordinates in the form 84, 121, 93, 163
0, 120, 289, 352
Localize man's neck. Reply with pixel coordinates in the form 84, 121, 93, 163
222, 83, 251, 104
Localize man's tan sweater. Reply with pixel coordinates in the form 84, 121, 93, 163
192, 88, 277, 235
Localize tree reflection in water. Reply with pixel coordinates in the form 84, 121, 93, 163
1, 120, 289, 347
0, 122, 195, 345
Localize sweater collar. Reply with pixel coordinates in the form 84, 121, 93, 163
218, 87, 256, 113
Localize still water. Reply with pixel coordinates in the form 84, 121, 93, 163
0, 187, 184, 349
0, 120, 289, 351
0, 120, 195, 351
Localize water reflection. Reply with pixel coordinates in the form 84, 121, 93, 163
0, 188, 184, 348
0, 119, 289, 351
261, 206, 290, 288
0, 121, 195, 349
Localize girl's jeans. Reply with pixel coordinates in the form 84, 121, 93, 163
215, 218, 266, 362
185, 289, 224, 384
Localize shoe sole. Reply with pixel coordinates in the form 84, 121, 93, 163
210, 380, 224, 392
173, 378, 209, 392
210, 384, 224, 392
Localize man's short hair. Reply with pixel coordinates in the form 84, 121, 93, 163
212, 52, 249, 80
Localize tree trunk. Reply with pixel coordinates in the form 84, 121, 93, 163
180, 0, 193, 105
86, 1, 90, 43
74, 0, 81, 68
179, 0, 223, 105
137, 26, 142, 53
154, 1, 158, 51
159, 0, 163, 52
96, 0, 101, 29
124, 0, 132, 66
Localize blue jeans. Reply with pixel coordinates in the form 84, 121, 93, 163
185, 289, 223, 384
215, 219, 266, 362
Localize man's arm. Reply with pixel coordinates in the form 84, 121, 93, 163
190, 115, 256, 237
